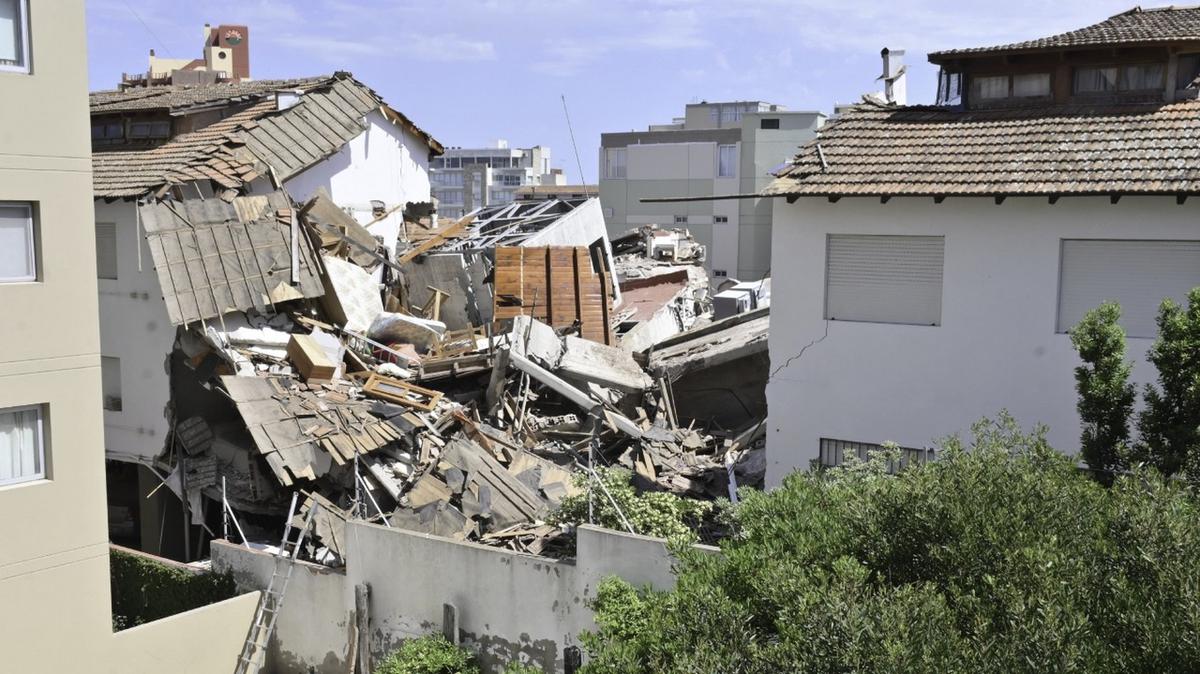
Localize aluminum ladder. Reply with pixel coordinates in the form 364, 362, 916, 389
233, 494, 319, 674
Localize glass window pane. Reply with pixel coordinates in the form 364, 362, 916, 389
0, 203, 34, 282
1013, 73, 1051, 97
1074, 67, 1118, 93
0, 406, 43, 485
971, 75, 1009, 100
0, 0, 24, 68
1122, 63, 1164, 90
718, 144, 736, 177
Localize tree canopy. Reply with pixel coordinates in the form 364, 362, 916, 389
581, 415, 1200, 674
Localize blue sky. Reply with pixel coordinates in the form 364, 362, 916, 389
86, 0, 1138, 182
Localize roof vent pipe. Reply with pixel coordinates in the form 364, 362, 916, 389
880, 47, 907, 106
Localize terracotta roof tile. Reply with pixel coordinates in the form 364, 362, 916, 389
765, 98, 1200, 197
931, 6, 1200, 59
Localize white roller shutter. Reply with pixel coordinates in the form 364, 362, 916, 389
95, 222, 118, 280
825, 234, 944, 326
1057, 239, 1200, 338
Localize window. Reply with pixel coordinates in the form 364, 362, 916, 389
1176, 54, 1200, 89
0, 0, 29, 73
760, 118, 780, 130
1012, 73, 1051, 98
971, 75, 1009, 100
102, 357, 122, 412
824, 234, 944, 326
1074, 66, 1119, 93
96, 222, 117, 280
0, 405, 45, 486
1121, 63, 1164, 91
819, 438, 933, 473
0, 202, 36, 282
717, 144, 737, 178
128, 121, 170, 139
91, 122, 123, 144
1057, 240, 1200, 338
713, 269, 728, 277
714, 215, 729, 224
499, 173, 523, 186
674, 215, 689, 225
604, 148, 626, 179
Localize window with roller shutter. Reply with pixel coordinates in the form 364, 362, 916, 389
824, 234, 945, 326
1057, 239, 1200, 338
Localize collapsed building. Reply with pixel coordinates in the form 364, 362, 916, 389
88, 71, 767, 564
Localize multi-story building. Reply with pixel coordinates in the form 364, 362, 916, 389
599, 101, 824, 280
1, 2, 258, 670
431, 141, 562, 218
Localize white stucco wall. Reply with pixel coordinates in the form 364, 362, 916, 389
766, 196, 1200, 486
284, 110, 432, 256
95, 199, 175, 464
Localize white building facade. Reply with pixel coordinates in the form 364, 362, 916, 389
762, 6, 1200, 485
766, 197, 1200, 484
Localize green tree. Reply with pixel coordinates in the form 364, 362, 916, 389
581, 415, 1200, 674
1137, 288, 1200, 476
549, 467, 713, 543
374, 635, 479, 674
1070, 301, 1135, 474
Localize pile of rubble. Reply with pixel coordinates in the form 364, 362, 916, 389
160, 194, 764, 563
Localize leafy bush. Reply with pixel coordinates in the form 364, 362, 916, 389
1070, 301, 1135, 473
581, 414, 1200, 673
550, 467, 713, 542
501, 663, 543, 674
1137, 288, 1200, 478
374, 635, 479, 674
110, 548, 237, 629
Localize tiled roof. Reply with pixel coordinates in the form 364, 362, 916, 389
765, 98, 1200, 198
91, 73, 443, 198
89, 76, 330, 114
92, 100, 273, 198
930, 6, 1200, 59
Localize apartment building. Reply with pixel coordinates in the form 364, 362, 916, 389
0, 3, 258, 670
431, 141, 562, 218
600, 101, 824, 280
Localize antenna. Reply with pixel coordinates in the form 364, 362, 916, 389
560, 94, 592, 197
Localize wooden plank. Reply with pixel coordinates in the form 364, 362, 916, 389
397, 216, 471, 264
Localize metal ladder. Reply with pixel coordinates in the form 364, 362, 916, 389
234, 494, 319, 674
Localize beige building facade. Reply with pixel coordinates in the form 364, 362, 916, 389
0, 2, 258, 671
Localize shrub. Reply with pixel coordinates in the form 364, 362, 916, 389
1070, 301, 1135, 473
374, 635, 479, 674
1137, 288, 1200, 478
501, 663, 543, 674
549, 467, 713, 542
109, 548, 237, 629
581, 414, 1200, 673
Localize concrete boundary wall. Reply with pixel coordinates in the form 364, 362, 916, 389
213, 523, 712, 673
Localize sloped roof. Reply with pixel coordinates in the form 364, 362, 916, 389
90, 76, 331, 114
136, 191, 325, 325
765, 98, 1200, 198
90, 73, 443, 198
930, 5, 1200, 60
92, 100, 273, 198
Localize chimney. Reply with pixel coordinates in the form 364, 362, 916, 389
880, 47, 907, 106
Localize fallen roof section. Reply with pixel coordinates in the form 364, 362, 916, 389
137, 191, 325, 325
